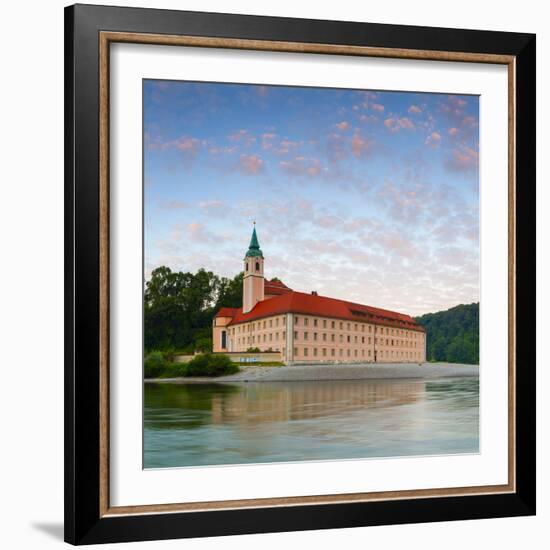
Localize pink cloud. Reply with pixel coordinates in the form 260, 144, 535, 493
371, 103, 385, 112
408, 105, 422, 114
261, 133, 277, 150
446, 146, 479, 172
279, 157, 322, 177
448, 127, 459, 137
228, 129, 256, 146
335, 121, 350, 131
384, 117, 415, 132
351, 132, 373, 157
239, 154, 264, 174
425, 131, 441, 147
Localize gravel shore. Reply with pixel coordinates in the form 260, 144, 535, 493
147, 362, 478, 383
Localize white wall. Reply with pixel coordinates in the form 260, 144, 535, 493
0, 0, 547, 548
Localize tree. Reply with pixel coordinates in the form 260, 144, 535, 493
415, 303, 479, 364
144, 266, 244, 352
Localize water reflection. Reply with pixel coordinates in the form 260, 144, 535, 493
144, 378, 479, 468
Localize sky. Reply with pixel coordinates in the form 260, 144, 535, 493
144, 79, 479, 316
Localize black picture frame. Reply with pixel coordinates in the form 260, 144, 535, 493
65, 3, 536, 545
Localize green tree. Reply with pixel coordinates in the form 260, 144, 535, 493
415, 303, 479, 365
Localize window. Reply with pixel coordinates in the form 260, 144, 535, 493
304, 348, 309, 357
304, 318, 309, 326
269, 319, 273, 328
331, 321, 335, 329
331, 349, 335, 357
255, 262, 260, 271
322, 333, 327, 341
295, 316, 299, 324
339, 335, 343, 343
269, 333, 272, 341
314, 332, 318, 341
355, 324, 358, 331
304, 332, 308, 340
221, 330, 227, 349
263, 321, 266, 329
347, 335, 350, 343
314, 319, 318, 327
347, 349, 351, 357
323, 320, 327, 328
362, 336, 365, 344
313, 348, 317, 356
282, 331, 286, 340
276, 318, 279, 327
331, 334, 335, 342
245, 262, 249, 271
347, 323, 351, 330
354, 336, 358, 343
322, 348, 327, 357
340, 322, 343, 329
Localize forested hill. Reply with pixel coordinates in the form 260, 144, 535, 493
415, 303, 479, 365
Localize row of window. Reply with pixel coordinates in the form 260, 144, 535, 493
293, 317, 421, 338
292, 347, 422, 359
293, 332, 419, 347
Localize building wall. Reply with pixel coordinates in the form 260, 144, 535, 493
222, 312, 426, 364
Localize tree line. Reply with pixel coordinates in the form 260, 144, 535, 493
415, 302, 479, 365
144, 266, 243, 353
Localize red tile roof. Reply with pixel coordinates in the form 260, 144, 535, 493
215, 291, 424, 332
215, 307, 239, 318
264, 278, 292, 296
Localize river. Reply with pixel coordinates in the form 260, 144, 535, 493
144, 377, 479, 468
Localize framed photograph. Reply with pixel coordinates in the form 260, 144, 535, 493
65, 3, 536, 545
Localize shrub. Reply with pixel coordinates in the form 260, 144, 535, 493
194, 337, 212, 353
185, 353, 239, 377
144, 351, 167, 378
161, 347, 176, 363
246, 347, 261, 353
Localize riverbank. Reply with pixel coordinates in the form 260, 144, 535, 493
145, 362, 478, 383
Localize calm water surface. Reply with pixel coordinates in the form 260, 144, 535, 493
144, 378, 479, 468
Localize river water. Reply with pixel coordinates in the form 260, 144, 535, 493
144, 377, 479, 469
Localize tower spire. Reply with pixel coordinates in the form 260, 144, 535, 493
245, 224, 263, 258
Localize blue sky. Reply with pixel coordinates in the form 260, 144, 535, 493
144, 80, 479, 316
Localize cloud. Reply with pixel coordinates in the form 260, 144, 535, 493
261, 133, 277, 150
335, 121, 351, 131
208, 145, 237, 155
146, 135, 203, 159
239, 154, 264, 174
275, 138, 301, 155
408, 105, 422, 114
425, 131, 441, 147
446, 146, 479, 172
279, 156, 322, 177
448, 127, 459, 137
198, 200, 225, 213
351, 132, 373, 157
228, 129, 256, 146
384, 117, 415, 132
161, 200, 188, 210
371, 103, 385, 112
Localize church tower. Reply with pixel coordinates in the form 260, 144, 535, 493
243, 224, 265, 313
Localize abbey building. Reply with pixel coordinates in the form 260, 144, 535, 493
213, 226, 426, 364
